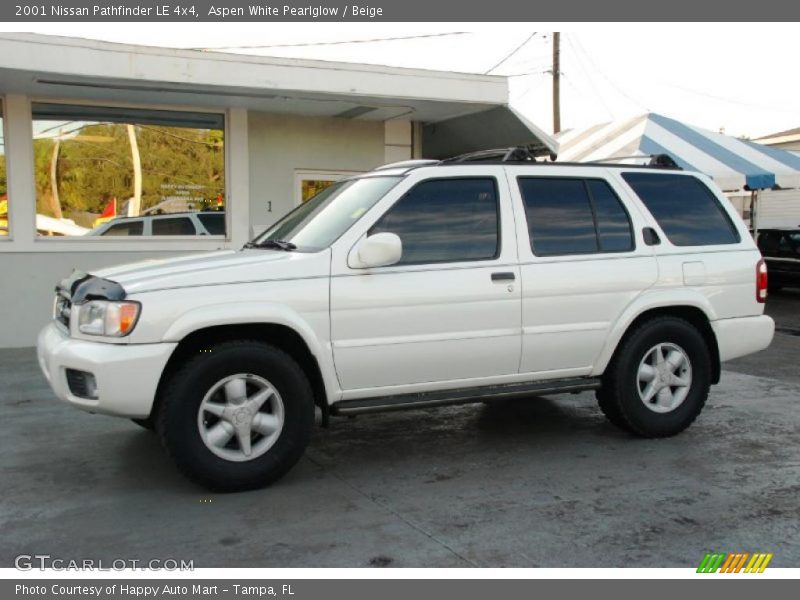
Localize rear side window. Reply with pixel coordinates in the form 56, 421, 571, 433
622, 173, 739, 246
517, 177, 633, 255
101, 221, 143, 236
152, 217, 196, 236
370, 178, 499, 265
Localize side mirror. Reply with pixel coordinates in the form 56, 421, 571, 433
349, 233, 402, 269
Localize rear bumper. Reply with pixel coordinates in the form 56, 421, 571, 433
37, 322, 176, 418
713, 315, 775, 362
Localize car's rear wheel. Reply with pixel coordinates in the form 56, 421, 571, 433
600, 317, 711, 437
157, 340, 314, 491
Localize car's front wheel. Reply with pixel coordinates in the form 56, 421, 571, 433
157, 340, 314, 491
600, 317, 711, 437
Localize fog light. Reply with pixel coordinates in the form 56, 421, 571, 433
65, 369, 98, 400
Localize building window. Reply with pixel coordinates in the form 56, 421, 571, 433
31, 103, 226, 238
294, 170, 357, 206
0, 99, 7, 237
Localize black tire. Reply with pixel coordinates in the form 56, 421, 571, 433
600, 317, 711, 438
595, 388, 635, 433
157, 340, 314, 492
131, 416, 156, 431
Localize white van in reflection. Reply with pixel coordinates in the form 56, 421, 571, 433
87, 211, 225, 237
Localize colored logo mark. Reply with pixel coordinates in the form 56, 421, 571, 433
697, 552, 773, 573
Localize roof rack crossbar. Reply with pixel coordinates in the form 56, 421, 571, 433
586, 153, 682, 169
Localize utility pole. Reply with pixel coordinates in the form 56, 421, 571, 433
552, 32, 561, 134
49, 130, 63, 220
127, 124, 142, 217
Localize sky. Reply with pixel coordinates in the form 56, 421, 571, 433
3, 23, 798, 139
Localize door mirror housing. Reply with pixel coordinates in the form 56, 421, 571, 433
349, 233, 402, 269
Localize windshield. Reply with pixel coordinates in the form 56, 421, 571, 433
251, 176, 401, 251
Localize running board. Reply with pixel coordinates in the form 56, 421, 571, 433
331, 377, 601, 416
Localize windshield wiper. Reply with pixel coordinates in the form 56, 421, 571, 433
242, 239, 297, 251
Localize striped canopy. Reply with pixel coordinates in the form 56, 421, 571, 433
556, 113, 800, 192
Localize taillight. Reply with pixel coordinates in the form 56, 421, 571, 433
756, 258, 768, 303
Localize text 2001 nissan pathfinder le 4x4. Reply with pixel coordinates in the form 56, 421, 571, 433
38, 149, 775, 491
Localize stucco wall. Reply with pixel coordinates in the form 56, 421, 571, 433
247, 112, 385, 235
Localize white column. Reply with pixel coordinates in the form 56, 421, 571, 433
384, 120, 412, 164
227, 107, 250, 245
2, 94, 35, 249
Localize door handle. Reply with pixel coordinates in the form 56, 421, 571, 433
491, 272, 516, 282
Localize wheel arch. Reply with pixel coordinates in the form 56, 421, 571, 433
594, 300, 721, 385
152, 318, 338, 421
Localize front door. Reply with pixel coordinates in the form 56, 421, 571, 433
330, 168, 522, 395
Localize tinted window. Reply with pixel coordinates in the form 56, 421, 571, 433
101, 221, 144, 236
370, 178, 499, 264
622, 173, 739, 246
198, 213, 226, 235
518, 178, 598, 255
152, 217, 196, 236
588, 180, 634, 252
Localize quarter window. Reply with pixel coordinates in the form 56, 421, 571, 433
518, 177, 633, 256
370, 178, 499, 265
622, 172, 739, 246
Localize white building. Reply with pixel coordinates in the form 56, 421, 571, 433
0, 33, 555, 348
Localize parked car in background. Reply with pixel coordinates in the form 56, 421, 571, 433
38, 151, 774, 491
756, 228, 800, 290
88, 211, 225, 237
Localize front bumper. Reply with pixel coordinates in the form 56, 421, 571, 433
37, 322, 177, 418
713, 315, 775, 362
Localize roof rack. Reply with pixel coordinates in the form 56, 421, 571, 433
441, 146, 540, 164
586, 153, 681, 169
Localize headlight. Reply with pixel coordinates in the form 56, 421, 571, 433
77, 301, 140, 337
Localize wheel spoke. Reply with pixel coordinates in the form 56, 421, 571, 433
666, 350, 685, 371
224, 377, 247, 403
653, 346, 665, 367
638, 364, 657, 382
641, 380, 659, 403
202, 402, 226, 418
670, 373, 690, 387
236, 428, 252, 457
248, 387, 274, 411
251, 413, 280, 436
205, 422, 234, 448
656, 387, 673, 407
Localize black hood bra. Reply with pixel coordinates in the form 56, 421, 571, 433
58, 270, 127, 304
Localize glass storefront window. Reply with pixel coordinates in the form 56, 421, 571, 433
31, 103, 226, 237
0, 100, 8, 237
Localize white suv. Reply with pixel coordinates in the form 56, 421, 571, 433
37, 151, 775, 491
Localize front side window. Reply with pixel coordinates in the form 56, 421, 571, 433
31, 103, 225, 238
370, 178, 499, 265
622, 172, 739, 246
518, 177, 634, 256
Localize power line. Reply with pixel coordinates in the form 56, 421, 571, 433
570, 34, 647, 110
194, 32, 470, 51
484, 32, 539, 74
564, 34, 613, 120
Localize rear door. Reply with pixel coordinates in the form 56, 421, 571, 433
506, 166, 658, 377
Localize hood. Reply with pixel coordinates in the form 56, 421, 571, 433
90, 248, 330, 295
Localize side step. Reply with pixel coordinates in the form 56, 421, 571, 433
331, 377, 601, 416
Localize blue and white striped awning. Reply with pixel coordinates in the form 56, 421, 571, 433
556, 113, 800, 192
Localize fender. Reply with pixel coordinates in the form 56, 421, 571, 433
162, 302, 342, 404
591, 288, 719, 377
